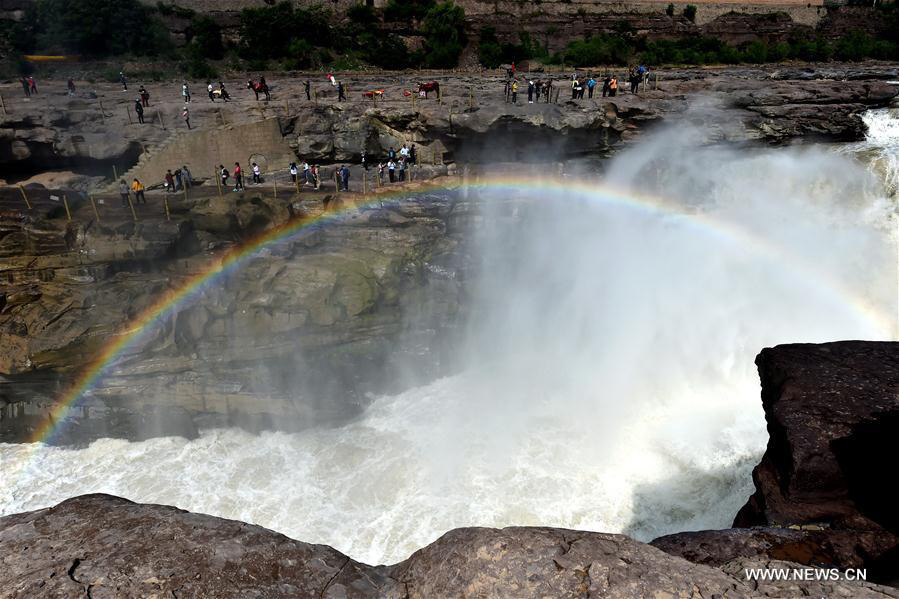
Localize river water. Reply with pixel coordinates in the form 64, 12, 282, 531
2, 111, 897, 566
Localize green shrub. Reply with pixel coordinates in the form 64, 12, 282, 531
187, 15, 223, 60
384, 0, 435, 22
683, 4, 697, 22
666, 3, 675, 16
348, 3, 377, 24
179, 56, 218, 79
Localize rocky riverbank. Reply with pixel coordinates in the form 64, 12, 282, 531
1, 342, 897, 597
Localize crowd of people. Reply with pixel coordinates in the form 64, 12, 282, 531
504, 65, 651, 104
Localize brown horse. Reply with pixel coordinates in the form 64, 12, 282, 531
417, 81, 440, 99
246, 79, 270, 101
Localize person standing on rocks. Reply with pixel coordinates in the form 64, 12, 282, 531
218, 82, 230, 101
182, 105, 191, 130
527, 80, 534, 104
609, 76, 618, 97
398, 158, 406, 182
303, 161, 311, 185
409, 144, 417, 166
304, 80, 311, 101
337, 81, 346, 102
340, 165, 350, 191
387, 159, 396, 183
67, 79, 76, 96
290, 162, 298, 183
139, 86, 150, 107
20, 76, 30, 97
119, 71, 127, 91
602, 74, 610, 98
220, 164, 229, 189
28, 76, 37, 95
511, 79, 518, 104
252, 162, 261, 185
311, 164, 320, 190
131, 178, 146, 204
233, 162, 244, 191
165, 169, 175, 192
208, 82, 215, 102
377, 161, 385, 185
182, 165, 192, 189
361, 150, 367, 171
119, 179, 130, 207
388, 147, 396, 161
174, 168, 183, 191
134, 98, 145, 124
182, 82, 191, 103
587, 76, 596, 98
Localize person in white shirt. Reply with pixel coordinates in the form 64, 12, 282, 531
302, 162, 310, 185
289, 162, 298, 183
399, 145, 409, 158
207, 82, 215, 102
252, 162, 261, 184
387, 160, 396, 183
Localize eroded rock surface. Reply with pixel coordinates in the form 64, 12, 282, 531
2, 494, 897, 599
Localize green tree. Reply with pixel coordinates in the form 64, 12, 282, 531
421, 1, 466, 68
384, 0, 435, 22
683, 4, 697, 23
187, 15, 223, 59
665, 3, 675, 16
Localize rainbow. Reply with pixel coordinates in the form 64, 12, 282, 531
17, 175, 897, 450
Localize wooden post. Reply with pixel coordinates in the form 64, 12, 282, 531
215, 168, 223, 199
98, 100, 106, 121
164, 196, 171, 221
62, 194, 71, 221
437, 84, 442, 105
295, 175, 300, 194
89, 194, 100, 222
0, 92, 7, 115
126, 104, 133, 124
157, 110, 166, 129
334, 169, 340, 193
18, 185, 31, 209
314, 91, 318, 106
127, 193, 137, 221
362, 170, 366, 194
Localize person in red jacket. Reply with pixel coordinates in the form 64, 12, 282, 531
233, 162, 243, 191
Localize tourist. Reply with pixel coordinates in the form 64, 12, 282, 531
28, 76, 37, 95
602, 74, 611, 98
409, 144, 417, 165
327, 73, 337, 87
587, 76, 596, 98
131, 178, 146, 204
182, 105, 191, 130
398, 158, 406, 182
119, 179, 130, 206
164, 169, 175, 192
134, 98, 144, 124
259, 76, 271, 101
139, 86, 150, 107
527, 80, 534, 104
361, 150, 367, 171
511, 79, 518, 104
571, 76, 578, 100
174, 168, 183, 191
182, 165, 192, 188
220, 164, 229, 189
340, 165, 350, 191
387, 159, 396, 182
399, 144, 409, 160
609, 76, 618, 97
182, 82, 191, 103
218, 82, 230, 101
289, 162, 298, 183
119, 71, 127, 91
388, 147, 396, 161
338, 81, 345, 102
304, 80, 311, 101
233, 162, 243, 191
67, 79, 76, 96
252, 162, 261, 184
303, 161, 311, 185
208, 82, 215, 102
377, 162, 385, 185
312, 164, 320, 189
20, 77, 30, 97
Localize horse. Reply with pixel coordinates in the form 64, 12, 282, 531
417, 81, 440, 99
246, 79, 270, 101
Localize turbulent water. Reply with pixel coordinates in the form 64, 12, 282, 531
2, 117, 897, 566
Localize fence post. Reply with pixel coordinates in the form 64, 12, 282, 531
0, 92, 6, 115
215, 168, 223, 199
18, 185, 31, 209
98, 100, 106, 122
126, 104, 133, 124
164, 196, 171, 221
89, 194, 100, 222
127, 193, 137, 222
62, 194, 71, 221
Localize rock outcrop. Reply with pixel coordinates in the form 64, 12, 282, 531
2, 494, 897, 599
651, 341, 899, 585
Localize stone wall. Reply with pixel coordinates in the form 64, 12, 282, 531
122, 118, 295, 186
